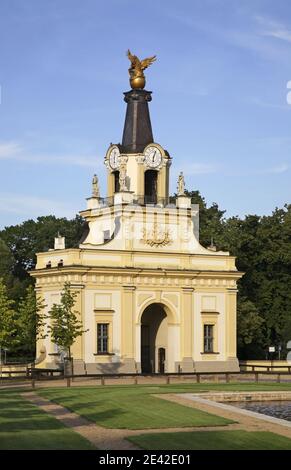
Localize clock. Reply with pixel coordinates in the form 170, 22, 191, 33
108, 146, 120, 170
144, 145, 162, 168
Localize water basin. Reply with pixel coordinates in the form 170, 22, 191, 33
232, 400, 291, 421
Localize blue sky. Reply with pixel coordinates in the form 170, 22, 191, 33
0, 0, 291, 228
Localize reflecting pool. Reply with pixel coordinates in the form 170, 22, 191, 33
232, 400, 291, 421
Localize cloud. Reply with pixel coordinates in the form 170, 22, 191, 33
176, 163, 217, 176
250, 97, 290, 111
255, 15, 291, 43
165, 10, 290, 62
265, 163, 289, 174
0, 193, 76, 218
0, 142, 23, 158
0, 140, 101, 168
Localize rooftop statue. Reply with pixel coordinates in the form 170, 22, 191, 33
177, 171, 186, 196
92, 174, 100, 198
127, 49, 156, 90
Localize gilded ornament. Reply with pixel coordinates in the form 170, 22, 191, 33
142, 222, 172, 247
127, 49, 156, 89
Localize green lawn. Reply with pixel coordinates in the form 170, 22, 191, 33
39, 384, 235, 429
0, 390, 95, 450
38, 381, 291, 430
128, 430, 291, 450
2, 382, 291, 449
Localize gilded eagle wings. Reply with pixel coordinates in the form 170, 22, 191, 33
127, 50, 156, 71
140, 55, 156, 70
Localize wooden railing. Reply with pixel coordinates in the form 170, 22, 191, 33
239, 363, 291, 373
1, 368, 291, 388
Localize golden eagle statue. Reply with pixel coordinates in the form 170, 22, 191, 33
127, 49, 156, 89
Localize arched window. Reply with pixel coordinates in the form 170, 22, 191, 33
144, 170, 157, 204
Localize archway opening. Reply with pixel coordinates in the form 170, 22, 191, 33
144, 170, 157, 204
141, 303, 167, 373
113, 171, 120, 193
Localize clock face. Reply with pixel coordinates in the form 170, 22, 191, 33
109, 146, 120, 169
144, 146, 162, 168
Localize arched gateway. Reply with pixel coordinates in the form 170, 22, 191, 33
141, 303, 168, 373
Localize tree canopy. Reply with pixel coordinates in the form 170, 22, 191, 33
0, 215, 85, 300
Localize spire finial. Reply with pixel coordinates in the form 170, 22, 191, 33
127, 50, 156, 89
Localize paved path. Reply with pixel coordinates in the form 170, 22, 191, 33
22, 392, 139, 450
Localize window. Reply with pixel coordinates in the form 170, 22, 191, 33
97, 323, 109, 354
114, 171, 120, 193
204, 324, 214, 353
144, 170, 158, 204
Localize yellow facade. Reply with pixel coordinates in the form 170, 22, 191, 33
30, 78, 243, 374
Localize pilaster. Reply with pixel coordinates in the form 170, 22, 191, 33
180, 287, 194, 371
225, 288, 238, 359
69, 284, 85, 361
121, 285, 136, 359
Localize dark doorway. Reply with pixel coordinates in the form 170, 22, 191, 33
114, 171, 120, 193
141, 325, 151, 373
140, 303, 167, 373
144, 170, 157, 204
158, 348, 166, 374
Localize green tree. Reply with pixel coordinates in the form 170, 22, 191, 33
237, 297, 265, 358
0, 278, 18, 354
0, 239, 14, 278
17, 285, 47, 356
218, 206, 291, 358
47, 283, 88, 361
0, 215, 85, 300
184, 190, 226, 247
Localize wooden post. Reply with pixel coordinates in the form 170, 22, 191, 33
196, 374, 200, 383
226, 373, 230, 383
101, 376, 105, 386
134, 376, 138, 385
66, 377, 71, 387
31, 379, 35, 389
255, 372, 259, 383
277, 374, 280, 383
166, 375, 170, 385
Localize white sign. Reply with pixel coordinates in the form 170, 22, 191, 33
269, 346, 275, 353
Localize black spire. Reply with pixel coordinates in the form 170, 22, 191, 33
121, 89, 153, 154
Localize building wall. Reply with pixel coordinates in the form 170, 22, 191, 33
33, 268, 241, 373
